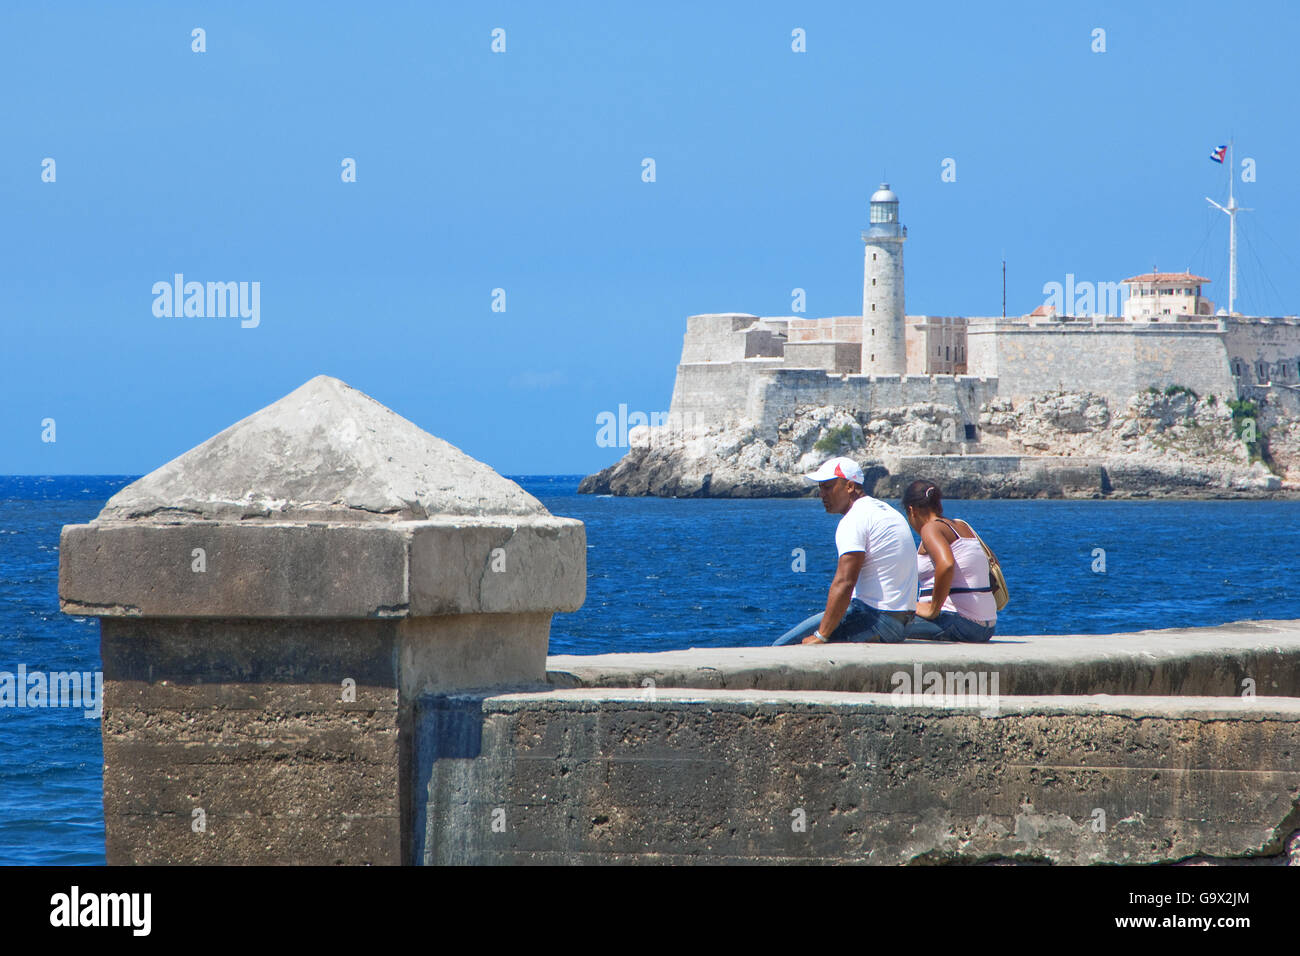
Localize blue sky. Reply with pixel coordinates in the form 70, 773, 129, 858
4, 1, 1297, 476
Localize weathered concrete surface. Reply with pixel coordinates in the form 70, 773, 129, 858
60, 376, 585, 618
97, 375, 547, 522
547, 618, 1300, 697
100, 614, 556, 864
60, 518, 584, 618
419, 689, 1300, 865
101, 618, 404, 865
61, 375, 586, 865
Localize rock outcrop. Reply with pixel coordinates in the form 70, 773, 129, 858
579, 389, 1298, 499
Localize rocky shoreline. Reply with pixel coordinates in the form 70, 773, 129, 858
579, 389, 1300, 500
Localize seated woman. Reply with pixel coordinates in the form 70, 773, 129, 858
900, 480, 997, 643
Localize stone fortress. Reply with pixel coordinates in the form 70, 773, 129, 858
583, 183, 1300, 497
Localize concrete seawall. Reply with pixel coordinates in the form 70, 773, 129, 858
59, 376, 1300, 865
420, 690, 1300, 865
416, 621, 1300, 865
547, 620, 1300, 697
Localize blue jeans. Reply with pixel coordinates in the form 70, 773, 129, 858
773, 598, 912, 645
903, 610, 995, 643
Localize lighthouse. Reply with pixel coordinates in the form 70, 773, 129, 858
861, 183, 907, 375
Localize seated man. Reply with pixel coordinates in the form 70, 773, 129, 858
773, 457, 917, 645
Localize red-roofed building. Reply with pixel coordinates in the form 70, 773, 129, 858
1121, 272, 1214, 319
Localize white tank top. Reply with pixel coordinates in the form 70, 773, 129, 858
916, 519, 996, 623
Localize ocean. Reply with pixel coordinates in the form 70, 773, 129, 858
2, 473, 1298, 864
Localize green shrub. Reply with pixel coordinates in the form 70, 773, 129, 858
1163, 384, 1198, 399
1227, 398, 1258, 420
1227, 399, 1263, 459
814, 423, 857, 454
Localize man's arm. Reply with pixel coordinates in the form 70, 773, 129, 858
803, 551, 865, 644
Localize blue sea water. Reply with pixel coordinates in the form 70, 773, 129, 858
2, 473, 1299, 865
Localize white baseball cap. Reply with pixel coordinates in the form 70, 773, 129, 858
804, 457, 864, 485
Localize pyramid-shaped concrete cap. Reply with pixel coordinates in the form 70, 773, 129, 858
99, 375, 549, 522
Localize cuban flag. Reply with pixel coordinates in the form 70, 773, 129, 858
1210, 145, 1227, 164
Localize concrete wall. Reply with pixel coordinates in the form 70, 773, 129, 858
547, 624, 1300, 698
99, 613, 555, 864
419, 688, 1300, 865
421, 621, 1300, 866
966, 320, 1237, 406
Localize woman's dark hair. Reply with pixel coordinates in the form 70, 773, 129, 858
902, 479, 943, 515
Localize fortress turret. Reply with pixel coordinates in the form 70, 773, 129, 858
861, 183, 907, 375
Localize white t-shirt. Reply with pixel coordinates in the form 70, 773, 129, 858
834, 496, 918, 612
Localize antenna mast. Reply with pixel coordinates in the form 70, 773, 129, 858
1206, 138, 1251, 314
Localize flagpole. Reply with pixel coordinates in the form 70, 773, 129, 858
1206, 140, 1245, 316
1229, 138, 1236, 314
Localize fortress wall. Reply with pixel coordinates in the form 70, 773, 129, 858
1224, 317, 1300, 386
744, 328, 786, 358
906, 316, 968, 375
667, 318, 1268, 439
905, 323, 927, 373
782, 342, 860, 373
968, 325, 1236, 407
746, 369, 997, 436
667, 361, 772, 429
679, 313, 758, 364
965, 320, 1001, 379
828, 316, 863, 343
788, 318, 830, 342
1129, 330, 1236, 401
1250, 384, 1300, 418
788, 316, 863, 344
